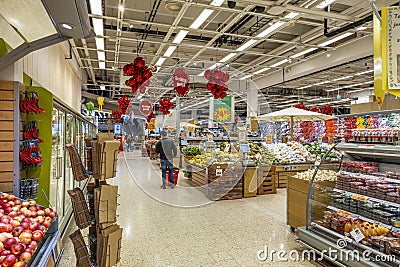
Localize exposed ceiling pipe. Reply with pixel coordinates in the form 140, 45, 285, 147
324, 15, 372, 38
81, 39, 96, 84
138, 0, 162, 53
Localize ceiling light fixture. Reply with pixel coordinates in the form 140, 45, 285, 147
220, 53, 237, 62
89, 0, 103, 15
173, 30, 189, 43
333, 75, 352, 81
318, 32, 354, 47
284, 12, 300, 19
100, 85, 105, 90
155, 57, 167, 66
118, 4, 124, 12
315, 81, 330, 86
270, 59, 289, 68
99, 62, 106, 69
355, 69, 374, 75
210, 0, 225, 6
316, 0, 336, 9
356, 26, 367, 31
291, 48, 317, 58
297, 85, 312, 89
253, 67, 271, 75
256, 21, 285, 38
163, 46, 177, 57
60, 23, 74, 30
190, 9, 214, 29
236, 40, 257, 51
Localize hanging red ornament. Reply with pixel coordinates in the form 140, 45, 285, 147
172, 67, 190, 97
117, 95, 131, 114
310, 107, 321, 113
204, 67, 230, 99
123, 56, 153, 96
112, 109, 122, 123
158, 97, 174, 115
295, 102, 308, 110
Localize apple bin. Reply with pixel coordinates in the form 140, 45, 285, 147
0, 192, 58, 267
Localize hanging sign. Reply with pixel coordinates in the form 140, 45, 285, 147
139, 100, 153, 116
212, 96, 234, 123
384, 7, 400, 89
147, 118, 156, 131
172, 67, 190, 96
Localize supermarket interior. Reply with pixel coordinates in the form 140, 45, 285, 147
2, 0, 400, 266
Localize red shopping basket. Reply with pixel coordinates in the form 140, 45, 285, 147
166, 169, 179, 185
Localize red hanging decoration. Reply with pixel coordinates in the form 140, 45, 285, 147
204, 67, 229, 99
321, 105, 334, 115
139, 100, 153, 116
295, 102, 308, 110
123, 56, 153, 95
117, 95, 131, 114
112, 109, 122, 123
158, 97, 174, 115
172, 67, 190, 96
310, 107, 321, 113
146, 111, 155, 122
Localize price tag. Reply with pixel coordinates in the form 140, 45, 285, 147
283, 166, 290, 171
350, 228, 365, 243
216, 169, 223, 176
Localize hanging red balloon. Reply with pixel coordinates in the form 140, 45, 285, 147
172, 67, 190, 97
112, 109, 122, 123
204, 67, 230, 99
123, 56, 153, 95
117, 95, 131, 114
158, 97, 174, 115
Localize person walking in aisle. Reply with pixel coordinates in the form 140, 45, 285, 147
156, 131, 177, 189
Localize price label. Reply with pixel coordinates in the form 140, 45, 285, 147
350, 228, 365, 243
216, 169, 223, 176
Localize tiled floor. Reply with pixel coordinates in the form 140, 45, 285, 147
58, 151, 322, 267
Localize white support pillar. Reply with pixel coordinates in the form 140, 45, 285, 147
247, 81, 258, 117
0, 59, 23, 83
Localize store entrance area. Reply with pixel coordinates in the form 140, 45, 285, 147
58, 153, 320, 267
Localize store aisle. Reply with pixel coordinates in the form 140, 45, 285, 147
59, 152, 322, 267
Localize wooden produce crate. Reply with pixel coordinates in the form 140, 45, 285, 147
206, 163, 242, 201
243, 167, 257, 197
275, 164, 310, 188
257, 166, 277, 195
287, 176, 336, 230
191, 166, 206, 186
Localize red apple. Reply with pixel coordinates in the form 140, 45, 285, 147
19, 238, 30, 247
0, 194, 8, 200
41, 221, 50, 229
11, 227, 23, 238
20, 219, 30, 225
0, 250, 10, 256
19, 223, 29, 231
3, 239, 15, 250
43, 209, 51, 216
23, 248, 33, 255
20, 211, 30, 218
0, 218, 10, 225
28, 207, 36, 213
17, 233, 31, 241
31, 231, 43, 242
7, 213, 16, 219
29, 212, 36, 219
2, 209, 11, 216
37, 226, 46, 233
0, 256, 4, 263
6, 196, 14, 202
20, 203, 28, 209
12, 262, 26, 267
10, 207, 19, 212
0, 234, 13, 243
13, 200, 20, 206
0, 224, 9, 233
27, 201, 35, 207
10, 243, 24, 256
2, 254, 16, 266
10, 221, 19, 228
0, 241, 3, 251
6, 203, 13, 208
36, 210, 44, 217
19, 251, 31, 263
49, 212, 56, 219
29, 223, 39, 232
12, 218, 21, 224
36, 216, 44, 224
29, 241, 37, 250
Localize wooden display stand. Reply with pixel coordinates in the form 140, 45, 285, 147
206, 163, 242, 201
257, 166, 277, 195
243, 167, 257, 197
287, 176, 335, 230
275, 164, 310, 188
190, 165, 206, 186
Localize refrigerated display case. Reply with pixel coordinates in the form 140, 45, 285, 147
298, 142, 400, 267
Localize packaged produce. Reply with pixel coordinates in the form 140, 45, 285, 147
263, 141, 312, 164
293, 169, 337, 182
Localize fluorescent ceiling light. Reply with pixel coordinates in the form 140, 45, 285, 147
118, 4, 124, 12
291, 48, 317, 58
284, 12, 299, 19
190, 9, 214, 29
155, 57, 167, 66
95, 38, 104, 50
253, 67, 271, 75
97, 51, 105, 61
315, 80, 330, 86
210, 0, 224, 6
240, 74, 253, 80
92, 18, 104, 36
138, 95, 143, 100
318, 32, 354, 47
333, 75, 352, 81
173, 30, 188, 44
220, 53, 237, 62
60, 23, 73, 30
256, 21, 285, 38
355, 69, 374, 75
316, 0, 336, 9
281, 99, 298, 104
100, 85, 105, 90
164, 46, 177, 57
236, 39, 257, 51
99, 62, 106, 69
307, 97, 330, 102
356, 26, 367, 31
270, 59, 289, 68
297, 85, 312, 89
89, 0, 103, 15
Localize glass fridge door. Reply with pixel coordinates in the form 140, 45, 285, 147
50, 107, 65, 218
64, 113, 75, 209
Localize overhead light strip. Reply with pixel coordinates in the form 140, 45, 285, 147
164, 46, 177, 57
190, 9, 214, 29
155, 57, 167, 66
89, 0, 105, 69
316, 0, 336, 9
253, 67, 271, 75
239, 74, 253, 80
319, 32, 354, 47
220, 53, 237, 62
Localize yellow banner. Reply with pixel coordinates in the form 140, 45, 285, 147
374, 12, 385, 107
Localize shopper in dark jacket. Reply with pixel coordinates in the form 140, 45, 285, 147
155, 131, 177, 189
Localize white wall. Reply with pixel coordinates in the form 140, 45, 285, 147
23, 41, 83, 111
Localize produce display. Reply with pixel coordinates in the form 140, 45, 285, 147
293, 169, 337, 182
182, 145, 204, 156
263, 142, 313, 164
248, 142, 274, 165
188, 151, 240, 168
0, 193, 56, 267
188, 153, 212, 168
303, 143, 341, 162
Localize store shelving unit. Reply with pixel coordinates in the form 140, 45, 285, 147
298, 142, 400, 267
